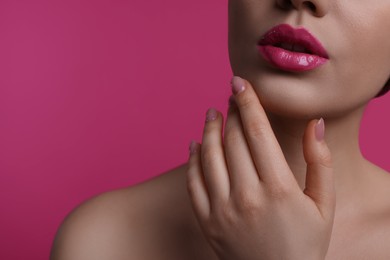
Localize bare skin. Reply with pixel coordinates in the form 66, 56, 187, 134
50, 160, 390, 259
51, 0, 390, 259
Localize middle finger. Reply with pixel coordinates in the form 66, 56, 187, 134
230, 76, 294, 186
224, 97, 261, 195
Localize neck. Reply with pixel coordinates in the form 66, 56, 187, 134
266, 105, 368, 212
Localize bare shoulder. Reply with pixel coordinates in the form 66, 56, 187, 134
50, 186, 135, 260
50, 164, 216, 260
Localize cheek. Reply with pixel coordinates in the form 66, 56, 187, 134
228, 0, 275, 46
228, 0, 275, 75
227, 0, 390, 118
333, 3, 390, 98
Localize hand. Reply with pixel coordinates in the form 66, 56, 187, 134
186, 76, 336, 260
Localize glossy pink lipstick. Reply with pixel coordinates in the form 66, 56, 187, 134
257, 24, 329, 72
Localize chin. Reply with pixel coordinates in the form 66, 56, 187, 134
253, 88, 324, 120
235, 69, 347, 119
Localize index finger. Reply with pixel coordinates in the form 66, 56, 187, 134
230, 76, 293, 185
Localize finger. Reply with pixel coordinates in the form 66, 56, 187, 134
201, 108, 230, 207
186, 141, 210, 220
224, 96, 261, 195
230, 76, 294, 186
303, 118, 336, 221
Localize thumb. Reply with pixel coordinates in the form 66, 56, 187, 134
303, 118, 336, 220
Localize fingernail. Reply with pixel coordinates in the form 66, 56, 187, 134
315, 118, 325, 141
206, 108, 218, 122
231, 76, 245, 95
189, 140, 198, 155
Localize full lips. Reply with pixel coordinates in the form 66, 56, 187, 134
257, 24, 329, 72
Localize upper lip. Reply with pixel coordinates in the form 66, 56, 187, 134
258, 24, 329, 59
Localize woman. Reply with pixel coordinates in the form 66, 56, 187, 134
51, 0, 390, 259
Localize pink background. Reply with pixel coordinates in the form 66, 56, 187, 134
0, 1, 388, 259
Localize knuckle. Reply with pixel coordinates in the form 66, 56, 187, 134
308, 150, 333, 172
237, 94, 252, 110
203, 218, 225, 241
201, 146, 219, 167
224, 128, 242, 146
266, 181, 292, 200
202, 204, 234, 239
318, 152, 333, 169
203, 121, 218, 135
216, 203, 237, 227
233, 189, 261, 216
246, 119, 267, 139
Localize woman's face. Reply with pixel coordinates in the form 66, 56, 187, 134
228, 0, 390, 118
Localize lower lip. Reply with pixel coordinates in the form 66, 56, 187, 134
258, 45, 328, 72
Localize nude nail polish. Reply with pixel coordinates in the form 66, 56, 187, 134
206, 108, 217, 122
231, 76, 245, 95
315, 118, 325, 141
